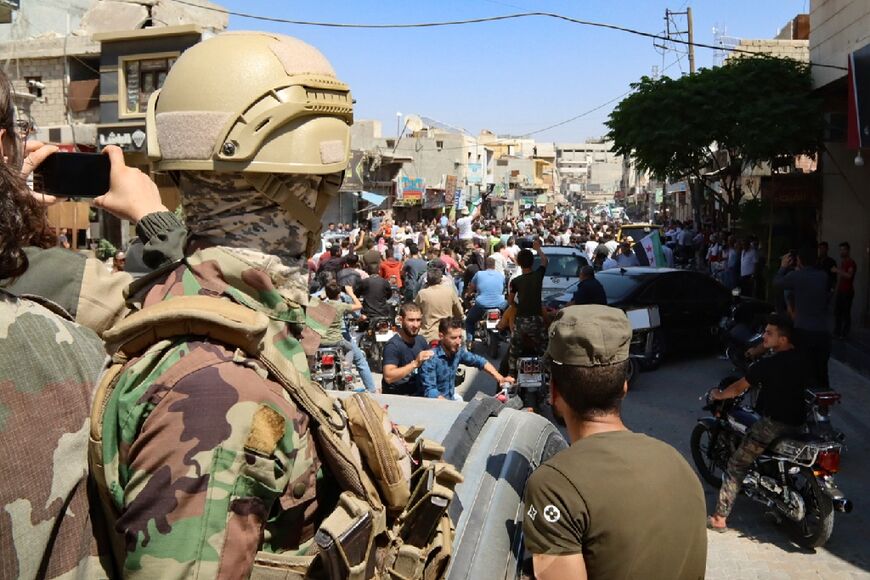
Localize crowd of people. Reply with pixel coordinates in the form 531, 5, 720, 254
0, 29, 860, 580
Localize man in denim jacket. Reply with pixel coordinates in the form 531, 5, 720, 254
419, 317, 514, 400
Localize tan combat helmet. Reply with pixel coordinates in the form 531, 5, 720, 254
146, 31, 354, 254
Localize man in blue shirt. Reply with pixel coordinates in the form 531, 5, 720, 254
382, 302, 433, 395
464, 257, 509, 349
420, 318, 513, 400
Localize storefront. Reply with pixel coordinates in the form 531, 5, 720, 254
94, 25, 206, 246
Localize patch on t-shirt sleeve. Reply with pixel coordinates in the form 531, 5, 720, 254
522, 466, 586, 555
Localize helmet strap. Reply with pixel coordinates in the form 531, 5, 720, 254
244, 172, 341, 258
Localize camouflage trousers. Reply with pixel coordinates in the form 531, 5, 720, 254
715, 416, 793, 518
508, 315, 547, 375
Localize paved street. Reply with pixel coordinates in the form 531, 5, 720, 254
377, 346, 870, 579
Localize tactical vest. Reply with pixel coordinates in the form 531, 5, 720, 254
88, 295, 461, 579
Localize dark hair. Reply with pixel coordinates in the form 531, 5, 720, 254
550, 361, 628, 420
797, 245, 816, 269
485, 256, 496, 269
367, 262, 379, 275
329, 245, 341, 257
0, 69, 22, 170
517, 248, 534, 268
839, 241, 850, 251
345, 253, 359, 266
765, 313, 794, 343
426, 268, 443, 286
580, 265, 595, 278
0, 70, 53, 278
324, 280, 341, 300
438, 317, 463, 334
398, 302, 421, 317
818, 241, 828, 248
407, 242, 419, 255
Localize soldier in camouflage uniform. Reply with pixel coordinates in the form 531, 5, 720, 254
93, 32, 356, 577
0, 93, 109, 577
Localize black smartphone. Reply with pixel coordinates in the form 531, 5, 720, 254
33, 152, 110, 198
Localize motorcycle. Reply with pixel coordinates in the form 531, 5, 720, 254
358, 316, 396, 374
497, 331, 550, 415
475, 308, 503, 358
311, 346, 356, 391
720, 287, 773, 372
690, 383, 851, 548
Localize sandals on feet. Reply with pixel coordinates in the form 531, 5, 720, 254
707, 518, 728, 533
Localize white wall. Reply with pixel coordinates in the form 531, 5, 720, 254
0, 0, 92, 41
819, 142, 870, 327
810, 0, 870, 87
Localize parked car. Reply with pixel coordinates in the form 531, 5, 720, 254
546, 267, 732, 360
510, 245, 589, 302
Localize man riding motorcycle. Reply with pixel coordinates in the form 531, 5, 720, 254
707, 314, 811, 532
507, 239, 548, 376
464, 256, 508, 351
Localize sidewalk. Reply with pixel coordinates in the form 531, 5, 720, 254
832, 327, 870, 378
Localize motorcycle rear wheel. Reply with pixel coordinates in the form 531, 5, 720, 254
788, 467, 834, 548
369, 342, 384, 374
690, 423, 726, 488
487, 331, 500, 359
626, 357, 640, 385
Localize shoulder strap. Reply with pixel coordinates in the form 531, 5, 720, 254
103, 295, 346, 431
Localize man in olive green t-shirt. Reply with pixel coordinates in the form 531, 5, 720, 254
523, 305, 707, 580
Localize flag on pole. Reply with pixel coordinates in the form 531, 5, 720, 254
640, 230, 667, 267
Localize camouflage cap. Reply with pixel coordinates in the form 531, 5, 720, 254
546, 305, 631, 367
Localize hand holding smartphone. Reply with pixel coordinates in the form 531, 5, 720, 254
29, 146, 167, 223
33, 151, 111, 198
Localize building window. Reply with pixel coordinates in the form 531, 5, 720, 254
25, 76, 42, 98
119, 53, 179, 118
436, 140, 444, 150
385, 139, 395, 148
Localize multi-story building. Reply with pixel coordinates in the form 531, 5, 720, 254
810, 0, 870, 331
0, 0, 226, 247
555, 140, 624, 208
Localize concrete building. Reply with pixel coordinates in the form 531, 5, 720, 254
350, 118, 487, 221
726, 14, 810, 63
555, 140, 624, 208
0, 0, 226, 247
810, 0, 870, 330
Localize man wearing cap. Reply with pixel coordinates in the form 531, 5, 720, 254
523, 305, 706, 580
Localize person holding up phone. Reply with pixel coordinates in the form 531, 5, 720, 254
0, 66, 112, 580
3, 139, 188, 336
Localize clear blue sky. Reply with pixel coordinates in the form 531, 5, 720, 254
220, 1, 809, 142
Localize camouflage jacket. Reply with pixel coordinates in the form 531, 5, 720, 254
4, 211, 186, 337
0, 291, 109, 579
98, 246, 325, 578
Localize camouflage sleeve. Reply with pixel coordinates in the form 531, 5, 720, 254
103, 342, 322, 578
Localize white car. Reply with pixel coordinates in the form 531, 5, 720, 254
510, 245, 589, 302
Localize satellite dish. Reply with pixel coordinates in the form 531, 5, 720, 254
404, 114, 424, 134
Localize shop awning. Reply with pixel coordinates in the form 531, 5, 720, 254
359, 191, 387, 206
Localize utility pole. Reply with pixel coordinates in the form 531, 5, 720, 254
686, 6, 695, 74
659, 8, 694, 74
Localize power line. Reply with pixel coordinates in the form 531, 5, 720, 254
172, 0, 847, 71
432, 56, 685, 151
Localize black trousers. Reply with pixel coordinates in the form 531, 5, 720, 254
796, 328, 832, 389
834, 291, 854, 337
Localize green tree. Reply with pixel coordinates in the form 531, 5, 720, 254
606, 56, 824, 222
